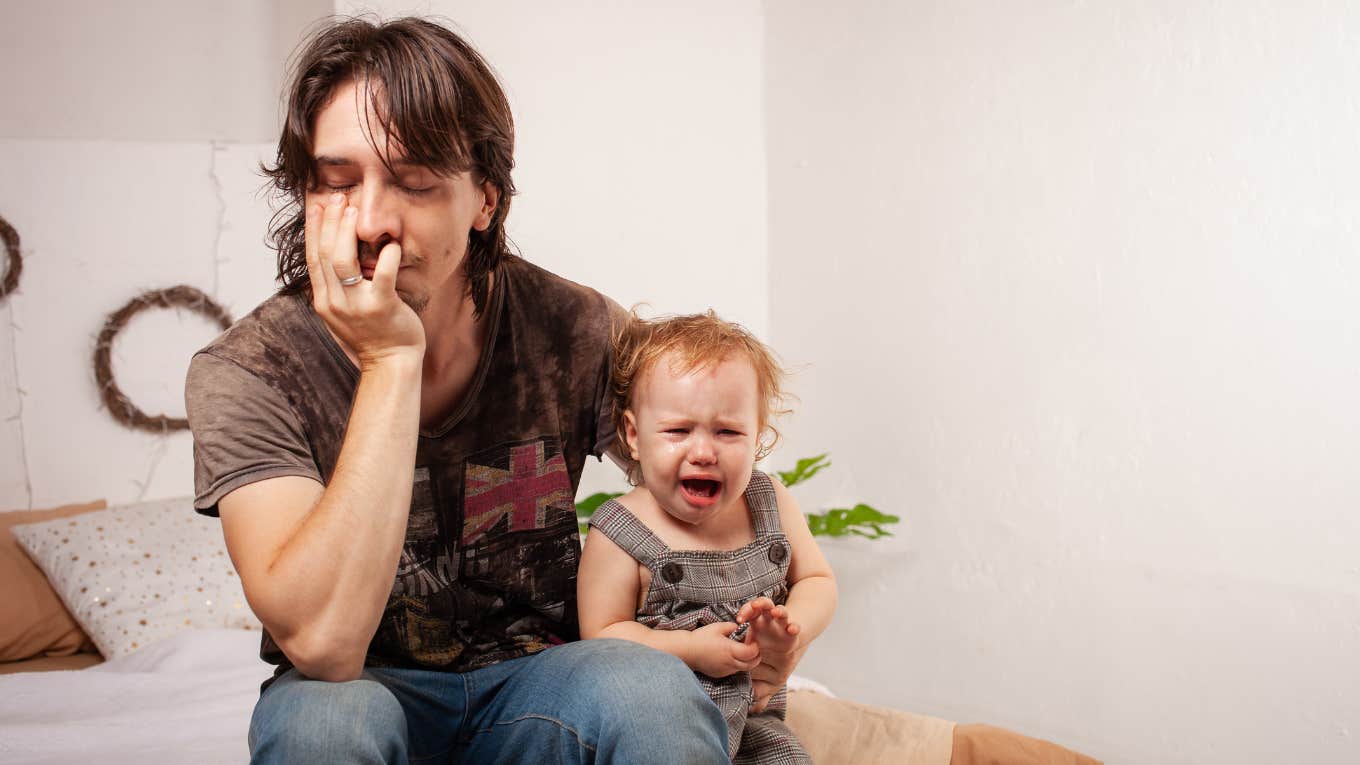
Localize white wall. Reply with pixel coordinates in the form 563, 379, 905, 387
0, 0, 311, 142
0, 0, 318, 508
0, 141, 278, 508
767, 2, 1360, 763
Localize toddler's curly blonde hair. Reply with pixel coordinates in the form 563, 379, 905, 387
611, 309, 791, 484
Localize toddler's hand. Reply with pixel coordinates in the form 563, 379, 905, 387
736, 597, 804, 713
690, 622, 761, 679
736, 597, 801, 654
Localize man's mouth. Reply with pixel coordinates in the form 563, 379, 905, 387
681, 478, 721, 505
358, 258, 414, 279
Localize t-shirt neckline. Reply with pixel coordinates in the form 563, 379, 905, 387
292, 265, 509, 440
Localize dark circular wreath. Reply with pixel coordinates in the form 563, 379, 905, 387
94, 285, 232, 433
0, 215, 22, 301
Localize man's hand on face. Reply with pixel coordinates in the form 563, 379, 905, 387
305, 193, 426, 368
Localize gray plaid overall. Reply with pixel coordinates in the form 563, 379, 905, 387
589, 470, 813, 764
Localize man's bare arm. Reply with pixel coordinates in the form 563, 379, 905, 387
220, 353, 420, 681
218, 195, 425, 682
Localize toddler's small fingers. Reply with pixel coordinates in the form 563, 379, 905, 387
743, 598, 772, 620
735, 653, 761, 671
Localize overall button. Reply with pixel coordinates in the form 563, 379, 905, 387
767, 542, 788, 564
660, 562, 684, 584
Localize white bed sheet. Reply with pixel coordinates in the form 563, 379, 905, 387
0, 629, 268, 765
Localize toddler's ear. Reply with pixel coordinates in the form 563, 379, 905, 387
623, 409, 640, 460
756, 427, 775, 462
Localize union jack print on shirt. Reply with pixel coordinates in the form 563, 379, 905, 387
461, 439, 573, 547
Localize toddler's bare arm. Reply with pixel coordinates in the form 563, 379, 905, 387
739, 477, 839, 710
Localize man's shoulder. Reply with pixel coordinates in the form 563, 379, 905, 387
502, 256, 615, 308
500, 257, 626, 339
193, 290, 317, 374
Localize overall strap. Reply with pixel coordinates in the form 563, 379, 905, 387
587, 498, 670, 566
745, 471, 784, 538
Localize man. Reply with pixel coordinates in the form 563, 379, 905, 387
186, 17, 729, 763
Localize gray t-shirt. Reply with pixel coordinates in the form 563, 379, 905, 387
185, 256, 622, 682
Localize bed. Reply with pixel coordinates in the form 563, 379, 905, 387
0, 498, 1100, 765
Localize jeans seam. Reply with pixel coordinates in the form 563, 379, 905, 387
470, 713, 598, 755
457, 671, 476, 744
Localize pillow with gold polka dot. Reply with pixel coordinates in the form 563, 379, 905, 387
11, 497, 261, 659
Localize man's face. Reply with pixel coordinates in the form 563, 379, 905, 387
307, 79, 496, 315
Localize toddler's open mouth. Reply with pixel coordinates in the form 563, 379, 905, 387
681, 478, 721, 503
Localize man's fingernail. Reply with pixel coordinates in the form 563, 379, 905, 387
331, 192, 344, 205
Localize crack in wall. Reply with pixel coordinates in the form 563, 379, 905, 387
132, 436, 169, 502
116, 139, 238, 502
209, 140, 228, 301
105, 140, 232, 504
5, 299, 33, 509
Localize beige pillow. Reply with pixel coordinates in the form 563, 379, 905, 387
0, 500, 105, 662
786, 689, 955, 765
11, 497, 261, 659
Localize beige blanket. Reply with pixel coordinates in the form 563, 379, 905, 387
787, 690, 1102, 765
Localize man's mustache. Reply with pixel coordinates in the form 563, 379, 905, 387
357, 240, 423, 266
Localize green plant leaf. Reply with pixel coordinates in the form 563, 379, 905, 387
840, 503, 899, 525
806, 514, 827, 536
805, 502, 900, 539
777, 453, 831, 488
825, 509, 850, 536
576, 491, 622, 519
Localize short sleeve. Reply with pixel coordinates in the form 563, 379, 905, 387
590, 297, 630, 460
185, 352, 321, 516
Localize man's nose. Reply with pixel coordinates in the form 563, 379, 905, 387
353, 184, 401, 245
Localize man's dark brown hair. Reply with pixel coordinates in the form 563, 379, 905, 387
263, 16, 516, 316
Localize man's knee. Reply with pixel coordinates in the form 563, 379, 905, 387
576, 640, 707, 709
249, 671, 408, 764
566, 640, 725, 732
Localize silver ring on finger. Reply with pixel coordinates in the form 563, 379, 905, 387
339, 275, 362, 286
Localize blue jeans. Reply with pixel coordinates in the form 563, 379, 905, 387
247, 639, 729, 764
